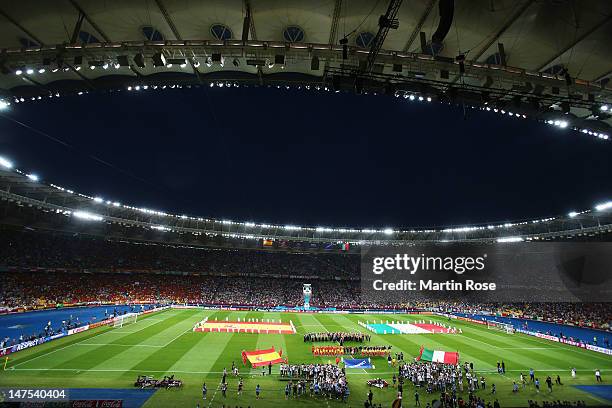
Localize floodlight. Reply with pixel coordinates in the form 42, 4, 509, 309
568, 211, 578, 218
595, 201, 612, 211
133, 53, 146, 68
26, 68, 34, 74
117, 55, 130, 67
38, 68, 45, 73
601, 105, 609, 111
0, 101, 8, 110
93, 197, 103, 203
73, 211, 103, 221
166, 58, 187, 67
26, 174, 39, 181
496, 237, 523, 243
211, 54, 222, 66
15, 69, 23, 75
152, 53, 166, 67
0, 156, 13, 168
383, 228, 393, 235
408, 95, 415, 101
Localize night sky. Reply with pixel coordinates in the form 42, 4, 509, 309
0, 86, 611, 229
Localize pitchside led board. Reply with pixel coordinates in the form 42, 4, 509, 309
360, 243, 612, 303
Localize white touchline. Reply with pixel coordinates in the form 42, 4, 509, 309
10, 311, 176, 368
10, 329, 110, 369
470, 323, 612, 363
75, 343, 163, 348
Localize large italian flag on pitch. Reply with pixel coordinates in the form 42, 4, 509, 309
417, 346, 459, 364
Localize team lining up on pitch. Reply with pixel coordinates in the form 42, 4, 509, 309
136, 308, 606, 407
1, 305, 610, 408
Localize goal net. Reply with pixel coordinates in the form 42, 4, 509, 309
113, 313, 138, 328
486, 320, 514, 334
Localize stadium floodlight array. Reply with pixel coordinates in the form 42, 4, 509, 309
5, 72, 610, 143
113, 313, 138, 328
1, 154, 612, 241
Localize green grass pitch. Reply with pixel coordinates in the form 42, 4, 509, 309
0, 308, 610, 407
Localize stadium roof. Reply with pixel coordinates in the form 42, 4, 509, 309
0, 0, 611, 137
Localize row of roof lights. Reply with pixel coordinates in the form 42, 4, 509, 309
8, 77, 608, 143
2, 154, 612, 237
12, 53, 291, 75
395, 92, 432, 102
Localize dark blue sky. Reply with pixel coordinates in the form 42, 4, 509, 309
1, 86, 611, 228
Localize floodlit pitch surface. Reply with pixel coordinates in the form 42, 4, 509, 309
1, 309, 610, 407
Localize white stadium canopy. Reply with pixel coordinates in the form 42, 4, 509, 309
0, 0, 610, 136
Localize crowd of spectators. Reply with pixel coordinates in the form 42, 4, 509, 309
0, 229, 358, 279
0, 229, 610, 334
435, 302, 610, 331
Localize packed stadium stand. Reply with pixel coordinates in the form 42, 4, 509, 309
1, 227, 610, 345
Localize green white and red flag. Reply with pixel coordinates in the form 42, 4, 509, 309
417, 346, 459, 365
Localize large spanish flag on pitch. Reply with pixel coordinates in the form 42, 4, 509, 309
241, 346, 285, 367
417, 346, 459, 365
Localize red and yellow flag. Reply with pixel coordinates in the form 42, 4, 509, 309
242, 346, 285, 367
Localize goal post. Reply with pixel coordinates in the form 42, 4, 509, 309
486, 320, 515, 334
113, 313, 138, 328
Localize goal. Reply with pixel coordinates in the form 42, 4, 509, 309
487, 320, 514, 334
113, 313, 138, 328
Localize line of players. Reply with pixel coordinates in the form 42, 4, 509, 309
303, 331, 370, 343
312, 345, 392, 356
